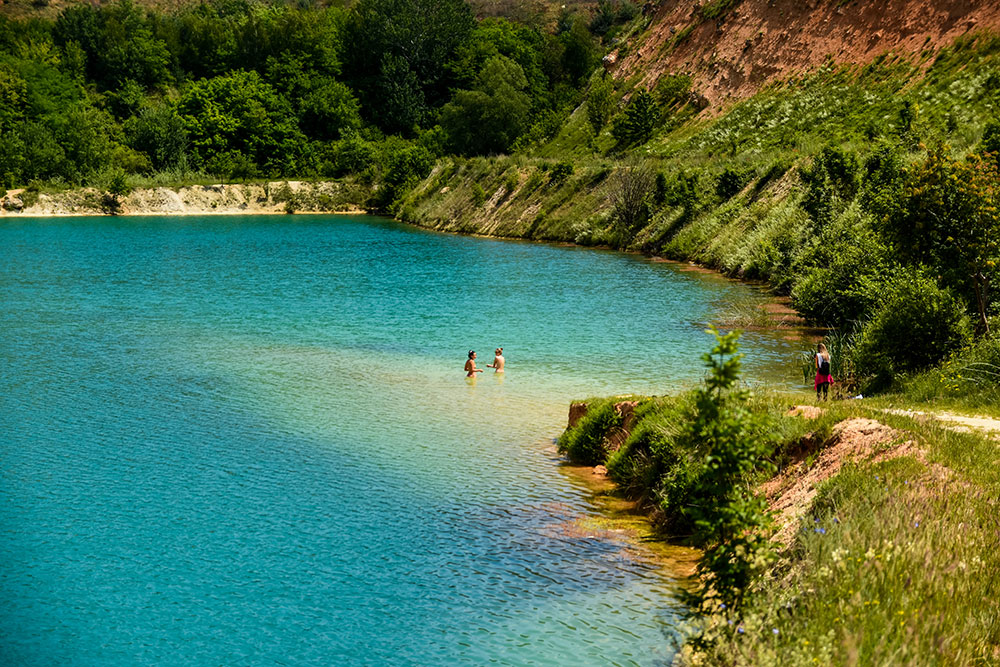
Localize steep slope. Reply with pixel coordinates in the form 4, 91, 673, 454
617, 0, 1000, 110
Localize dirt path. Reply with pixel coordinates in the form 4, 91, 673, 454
886, 409, 1000, 437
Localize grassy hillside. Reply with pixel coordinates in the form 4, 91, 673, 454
401, 29, 1000, 392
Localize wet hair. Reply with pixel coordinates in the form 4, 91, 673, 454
468, 350, 475, 358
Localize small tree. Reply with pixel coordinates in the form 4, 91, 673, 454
611, 89, 659, 147
885, 147, 1000, 335
686, 328, 774, 611
587, 76, 615, 135
101, 168, 131, 215
608, 161, 653, 246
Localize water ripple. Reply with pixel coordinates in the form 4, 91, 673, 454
0, 215, 798, 666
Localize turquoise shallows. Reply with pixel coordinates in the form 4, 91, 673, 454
0, 215, 798, 666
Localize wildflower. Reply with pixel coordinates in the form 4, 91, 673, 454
720, 603, 726, 609
738, 627, 745, 634
773, 628, 780, 635
915, 522, 919, 528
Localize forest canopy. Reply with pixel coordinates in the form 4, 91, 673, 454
0, 0, 612, 189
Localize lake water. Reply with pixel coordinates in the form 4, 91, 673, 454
0, 215, 802, 665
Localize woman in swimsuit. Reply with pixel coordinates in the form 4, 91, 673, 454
465, 350, 483, 377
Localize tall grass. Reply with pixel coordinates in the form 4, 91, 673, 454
890, 334, 1000, 416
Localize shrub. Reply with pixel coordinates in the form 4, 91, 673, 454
851, 274, 972, 388
799, 146, 859, 225
980, 120, 1000, 156
607, 396, 690, 498
472, 183, 486, 207
653, 172, 667, 205
881, 147, 1000, 335
522, 169, 544, 193
611, 89, 659, 146
791, 211, 895, 329
609, 161, 654, 245
715, 166, 749, 200
503, 172, 519, 194
655, 73, 692, 109
549, 161, 574, 182
557, 398, 622, 465
586, 76, 615, 134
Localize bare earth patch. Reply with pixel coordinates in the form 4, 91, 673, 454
786, 405, 825, 419
762, 418, 922, 545
885, 408, 1000, 438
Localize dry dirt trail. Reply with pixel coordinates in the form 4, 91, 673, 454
885, 409, 1000, 437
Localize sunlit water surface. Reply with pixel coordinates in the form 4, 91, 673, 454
1, 215, 802, 665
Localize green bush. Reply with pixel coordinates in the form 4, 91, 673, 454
981, 119, 1000, 155
715, 166, 749, 200
791, 210, 895, 328
472, 183, 486, 207
557, 398, 622, 465
611, 89, 659, 146
655, 74, 693, 109
549, 161, 574, 182
851, 274, 972, 387
799, 146, 860, 225
607, 396, 689, 497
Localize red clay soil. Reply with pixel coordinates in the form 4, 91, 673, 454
762, 415, 926, 545
613, 0, 1000, 110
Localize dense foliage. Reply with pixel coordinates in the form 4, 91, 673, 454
0, 0, 605, 208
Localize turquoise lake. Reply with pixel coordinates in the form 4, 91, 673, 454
0, 215, 803, 665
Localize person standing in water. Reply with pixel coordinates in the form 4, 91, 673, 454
486, 347, 505, 373
465, 350, 483, 377
815, 342, 833, 401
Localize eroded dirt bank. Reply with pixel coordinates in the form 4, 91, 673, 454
617, 0, 1000, 110
0, 181, 367, 217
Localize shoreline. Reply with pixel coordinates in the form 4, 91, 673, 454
2, 182, 821, 341
0, 181, 370, 218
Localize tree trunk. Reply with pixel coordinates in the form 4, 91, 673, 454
973, 272, 990, 337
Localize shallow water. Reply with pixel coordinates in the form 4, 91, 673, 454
0, 215, 801, 665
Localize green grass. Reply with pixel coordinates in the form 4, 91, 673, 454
566, 386, 1000, 664
687, 402, 1000, 665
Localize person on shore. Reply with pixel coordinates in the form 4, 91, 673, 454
486, 347, 505, 373
465, 350, 483, 377
815, 342, 833, 401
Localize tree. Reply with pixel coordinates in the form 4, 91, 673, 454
345, 0, 474, 132
586, 76, 614, 135
608, 160, 654, 246
558, 12, 599, 86
298, 79, 361, 141
686, 328, 774, 612
884, 147, 1000, 335
53, 0, 172, 91
446, 18, 548, 107
611, 89, 658, 146
177, 70, 306, 176
124, 102, 188, 171
440, 55, 532, 155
